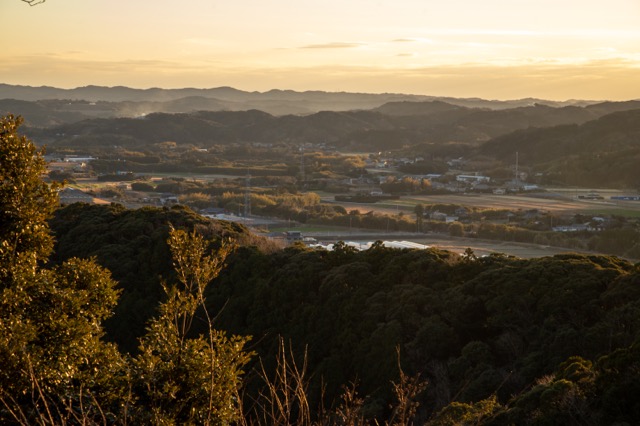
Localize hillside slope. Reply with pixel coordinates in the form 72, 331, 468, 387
479, 108, 640, 186
29, 102, 640, 152
47, 204, 640, 423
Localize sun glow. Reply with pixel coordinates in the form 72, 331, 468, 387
2, 0, 639, 100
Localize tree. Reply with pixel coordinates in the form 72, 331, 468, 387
0, 114, 253, 424
449, 221, 464, 237
0, 115, 58, 273
21, 0, 46, 5
131, 181, 155, 192
131, 228, 252, 424
0, 115, 124, 423
414, 203, 425, 233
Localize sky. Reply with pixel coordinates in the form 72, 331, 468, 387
2, 0, 640, 101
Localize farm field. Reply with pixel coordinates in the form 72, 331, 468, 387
324, 190, 640, 217
62, 175, 640, 260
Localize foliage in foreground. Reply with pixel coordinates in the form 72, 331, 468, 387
0, 115, 251, 425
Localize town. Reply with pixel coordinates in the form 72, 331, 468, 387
43, 134, 640, 260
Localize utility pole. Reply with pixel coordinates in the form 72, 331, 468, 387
300, 144, 305, 189
243, 172, 251, 219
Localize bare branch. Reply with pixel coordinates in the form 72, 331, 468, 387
21, 0, 46, 6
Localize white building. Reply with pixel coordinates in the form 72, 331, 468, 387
456, 175, 490, 184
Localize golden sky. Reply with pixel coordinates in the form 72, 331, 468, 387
3, 0, 640, 100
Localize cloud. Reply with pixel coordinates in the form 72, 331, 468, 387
391, 37, 434, 45
300, 42, 362, 49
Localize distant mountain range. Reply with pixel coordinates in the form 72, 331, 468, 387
1, 84, 598, 123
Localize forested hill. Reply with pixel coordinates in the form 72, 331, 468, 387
49, 203, 278, 353
479, 108, 640, 187
24, 101, 640, 151
205, 245, 640, 424
48, 202, 640, 424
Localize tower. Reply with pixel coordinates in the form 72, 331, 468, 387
300, 144, 305, 187
243, 172, 251, 218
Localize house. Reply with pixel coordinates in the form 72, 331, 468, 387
424, 174, 442, 180
552, 224, 589, 232
159, 193, 179, 205
64, 155, 96, 163
59, 188, 94, 205
447, 157, 465, 168
524, 209, 543, 220
58, 188, 109, 205
455, 207, 470, 217
430, 211, 447, 221
285, 231, 302, 243
200, 207, 226, 216
472, 183, 491, 192
456, 174, 490, 184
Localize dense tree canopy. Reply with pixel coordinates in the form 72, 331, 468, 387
1, 115, 251, 424
204, 245, 640, 423
48, 194, 640, 424
0, 115, 58, 272
1, 114, 124, 422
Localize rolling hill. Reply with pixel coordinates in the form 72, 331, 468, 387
479, 108, 640, 187
26, 100, 640, 154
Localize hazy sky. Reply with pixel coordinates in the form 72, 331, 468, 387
3, 0, 640, 100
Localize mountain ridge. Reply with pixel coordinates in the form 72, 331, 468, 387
28, 100, 640, 151
0, 83, 598, 112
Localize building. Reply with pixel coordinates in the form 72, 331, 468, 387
64, 155, 96, 163
456, 174, 491, 184
58, 188, 109, 205
285, 231, 302, 243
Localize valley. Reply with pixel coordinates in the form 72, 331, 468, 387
5, 0, 640, 423
19, 85, 638, 261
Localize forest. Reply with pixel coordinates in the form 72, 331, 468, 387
2, 113, 640, 424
